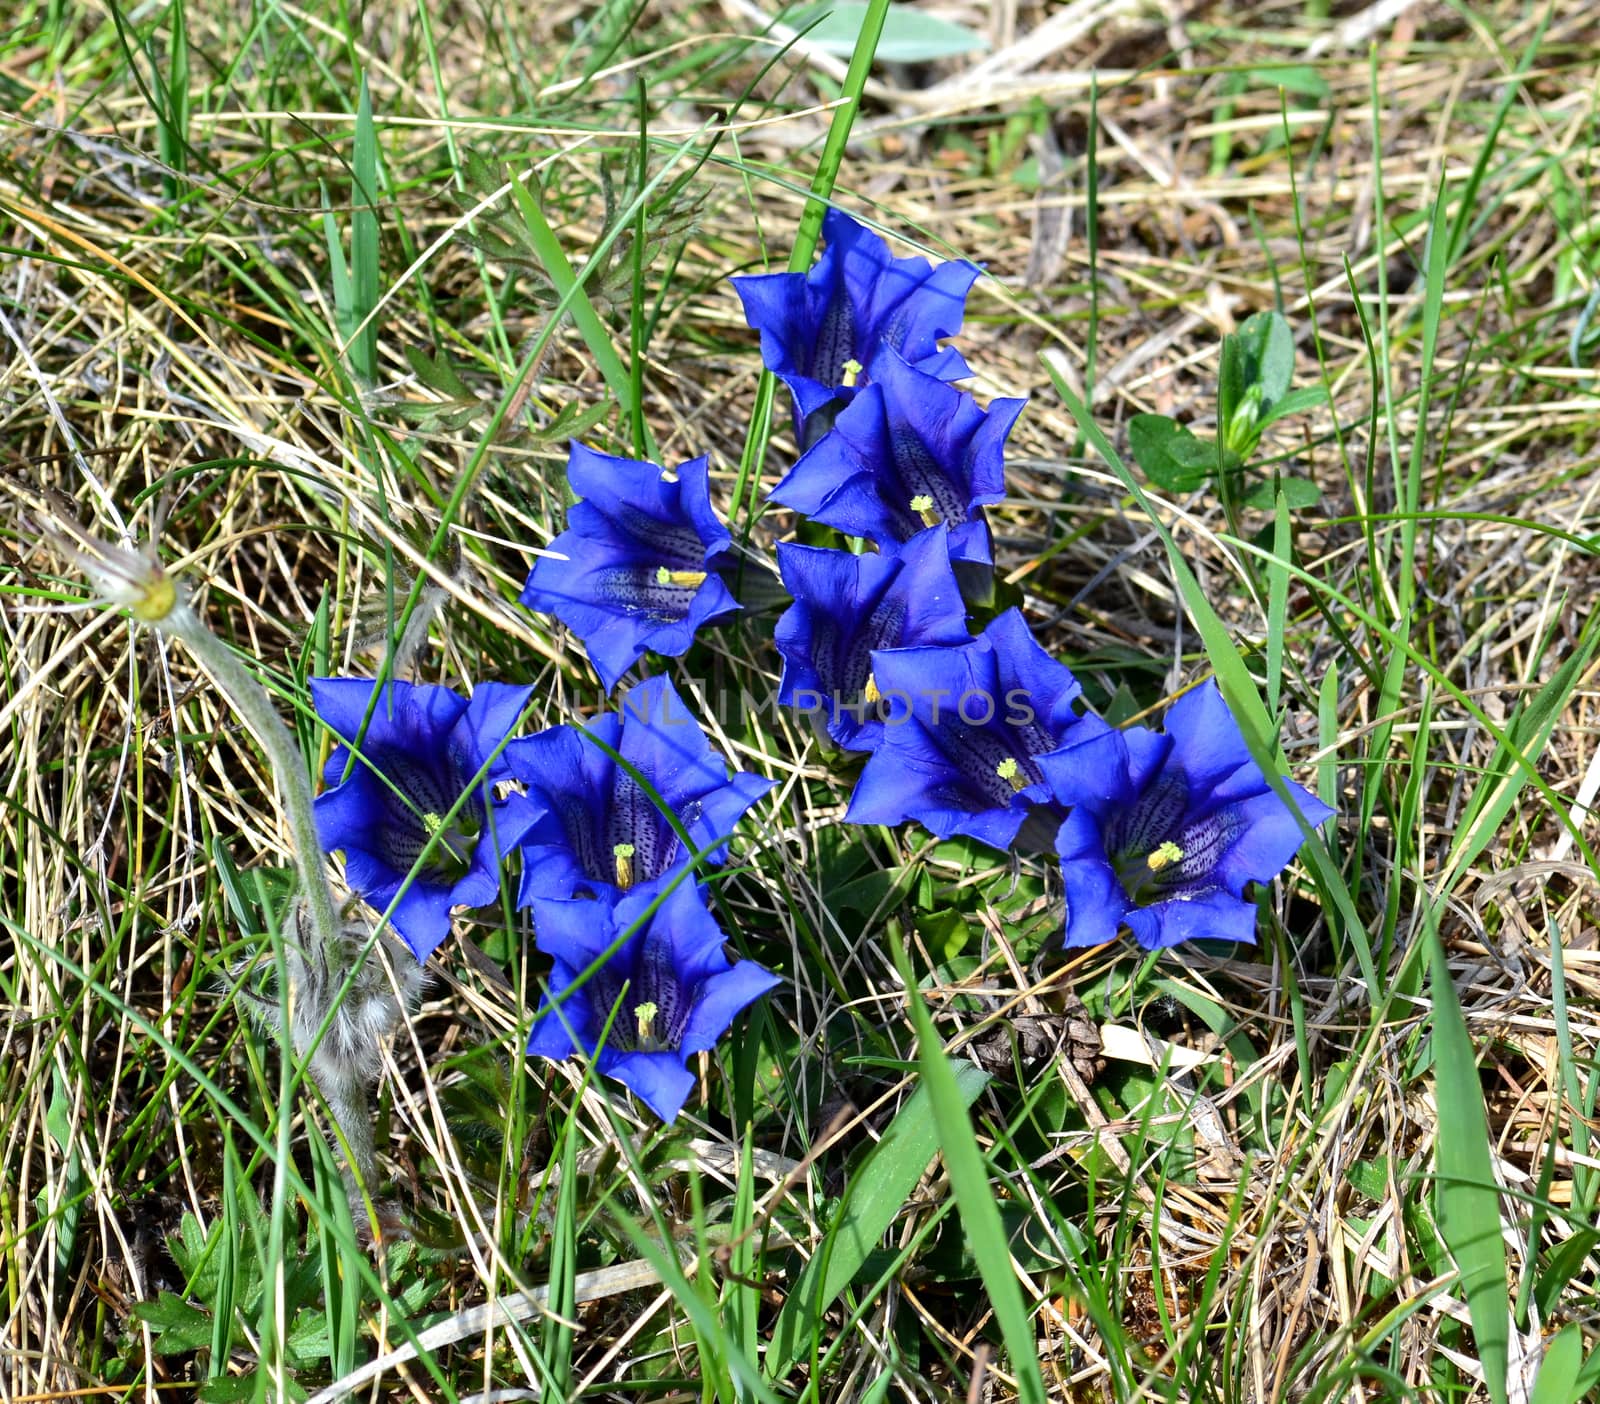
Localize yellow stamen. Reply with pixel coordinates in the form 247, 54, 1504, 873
841, 358, 864, 388
634, 1000, 659, 1048
655, 566, 707, 589
613, 842, 636, 890
1146, 840, 1184, 873
909, 493, 940, 528
996, 757, 1027, 793
863, 673, 882, 705
129, 574, 178, 622
656, 566, 707, 588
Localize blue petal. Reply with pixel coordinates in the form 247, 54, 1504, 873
1161, 682, 1261, 799
313, 762, 384, 853
606, 1050, 698, 1123
678, 960, 782, 1057
1124, 887, 1261, 950
527, 963, 595, 1059
1055, 810, 1129, 948
457, 682, 534, 780
1209, 784, 1333, 894
1037, 724, 1141, 813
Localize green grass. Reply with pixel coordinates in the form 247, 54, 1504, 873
3, 0, 1600, 1401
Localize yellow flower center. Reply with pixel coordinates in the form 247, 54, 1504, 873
995, 757, 1027, 793
1146, 840, 1185, 873
909, 494, 941, 528
655, 566, 707, 589
613, 842, 636, 890
634, 1000, 660, 1050
840, 358, 864, 388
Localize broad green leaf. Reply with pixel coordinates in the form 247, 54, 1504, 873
1242, 476, 1319, 510
1236, 310, 1296, 406
766, 1059, 990, 1377
1127, 414, 1216, 492
784, 3, 989, 62
1529, 1323, 1584, 1404
1258, 382, 1329, 428
1429, 920, 1510, 1404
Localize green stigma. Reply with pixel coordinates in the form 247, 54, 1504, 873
996, 757, 1026, 793
909, 493, 940, 528
840, 357, 864, 388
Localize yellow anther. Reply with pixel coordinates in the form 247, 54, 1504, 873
841, 358, 864, 388
613, 842, 636, 890
660, 468, 680, 484
634, 1000, 659, 1048
1146, 840, 1184, 873
909, 494, 940, 528
655, 566, 707, 589
863, 673, 882, 704
996, 757, 1027, 793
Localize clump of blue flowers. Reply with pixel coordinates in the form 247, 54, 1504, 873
520, 444, 740, 693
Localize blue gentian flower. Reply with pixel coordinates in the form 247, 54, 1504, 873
731, 209, 980, 434
774, 530, 970, 750
311, 678, 540, 962
768, 350, 1026, 567
519, 444, 740, 694
845, 609, 1096, 850
1038, 681, 1336, 950
526, 879, 781, 1122
506, 675, 772, 904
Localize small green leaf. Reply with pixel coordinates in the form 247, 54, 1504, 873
784, 3, 989, 62
1236, 310, 1296, 406
1246, 65, 1329, 98
1127, 414, 1217, 492
1241, 476, 1319, 510
1257, 382, 1329, 428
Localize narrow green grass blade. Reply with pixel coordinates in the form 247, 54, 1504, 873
733, 0, 893, 533
543, 1105, 578, 1390
894, 938, 1047, 1404
507, 168, 646, 455
349, 73, 380, 386
766, 1059, 990, 1378
1428, 913, 1509, 1404
1265, 485, 1290, 717
722, 1126, 761, 1371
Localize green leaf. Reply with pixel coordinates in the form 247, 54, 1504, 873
1429, 921, 1510, 1404
1258, 382, 1329, 428
895, 938, 1047, 1404
1127, 414, 1216, 492
766, 1059, 990, 1377
784, 3, 988, 62
1529, 1323, 1585, 1404
1236, 310, 1296, 406
1241, 476, 1319, 510
1247, 64, 1329, 98
133, 1291, 217, 1355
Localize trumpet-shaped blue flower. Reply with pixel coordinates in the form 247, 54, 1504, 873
1038, 682, 1336, 950
519, 444, 739, 694
311, 678, 540, 962
775, 531, 970, 750
526, 879, 781, 1122
506, 675, 772, 904
768, 350, 1026, 567
731, 209, 980, 434
845, 609, 1095, 850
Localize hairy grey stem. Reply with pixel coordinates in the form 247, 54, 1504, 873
160, 603, 384, 1194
